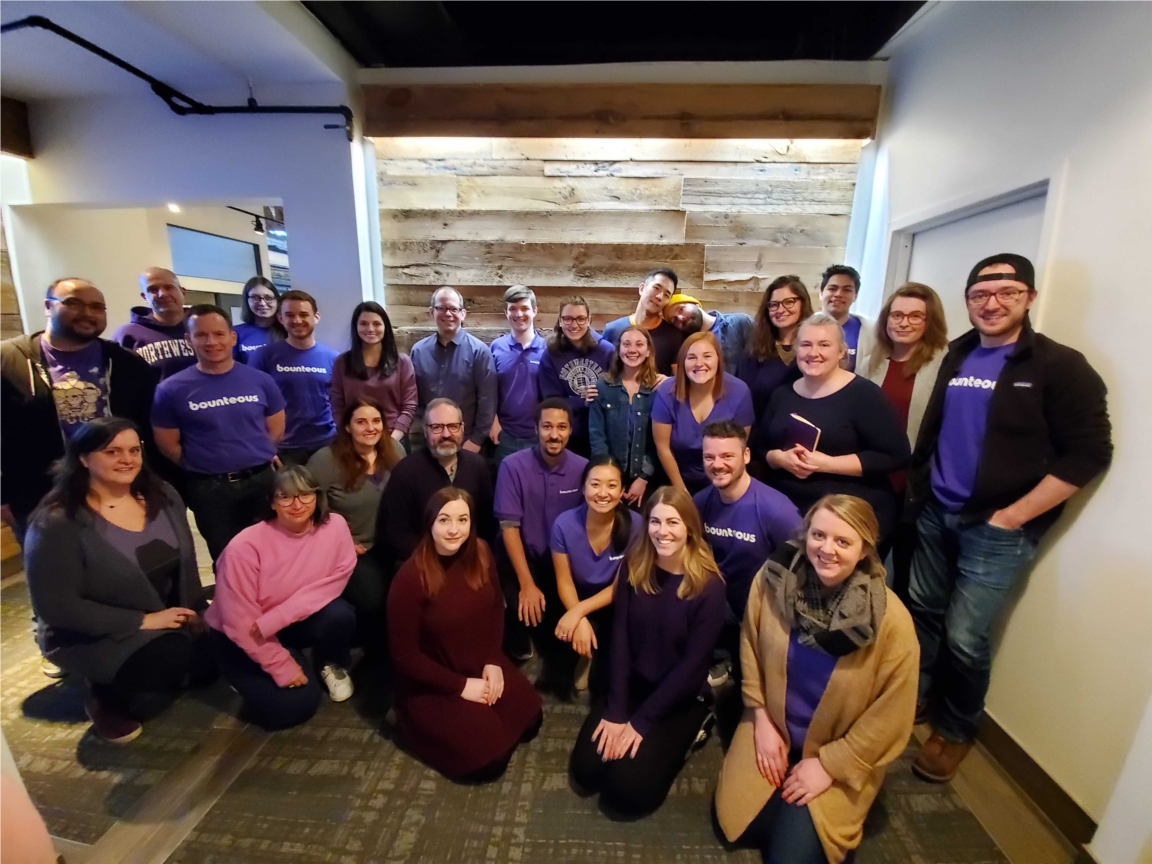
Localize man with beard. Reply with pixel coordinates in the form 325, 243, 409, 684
694, 421, 802, 687
908, 253, 1111, 782
374, 398, 495, 571
113, 267, 196, 379
664, 294, 754, 373
601, 268, 685, 375
252, 290, 339, 465
494, 398, 587, 691
2, 278, 157, 543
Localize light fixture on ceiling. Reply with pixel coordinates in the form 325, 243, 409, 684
253, 216, 265, 236
166, 202, 181, 213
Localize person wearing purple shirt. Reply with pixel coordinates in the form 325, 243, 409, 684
494, 398, 587, 690
652, 332, 755, 496
152, 304, 286, 563
488, 286, 547, 470
232, 276, 286, 362
538, 295, 615, 457
551, 456, 642, 693
251, 290, 338, 464
695, 421, 803, 687
409, 287, 497, 451
569, 485, 725, 817
112, 267, 196, 379
818, 265, 875, 373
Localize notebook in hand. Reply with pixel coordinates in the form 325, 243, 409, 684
785, 413, 821, 452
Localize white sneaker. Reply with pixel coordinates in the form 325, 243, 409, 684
320, 665, 354, 702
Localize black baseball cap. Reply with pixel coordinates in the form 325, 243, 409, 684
966, 253, 1036, 292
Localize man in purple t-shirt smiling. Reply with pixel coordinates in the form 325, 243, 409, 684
152, 305, 286, 562
907, 253, 1111, 783
494, 397, 587, 691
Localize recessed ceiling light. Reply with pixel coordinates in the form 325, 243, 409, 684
167, 203, 181, 213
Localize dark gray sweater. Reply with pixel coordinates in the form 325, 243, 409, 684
25, 483, 205, 683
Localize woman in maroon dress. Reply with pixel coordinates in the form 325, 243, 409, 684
387, 487, 543, 782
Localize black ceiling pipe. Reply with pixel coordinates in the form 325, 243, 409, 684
0, 15, 355, 141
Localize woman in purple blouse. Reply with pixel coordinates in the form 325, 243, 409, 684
569, 485, 725, 816
329, 302, 418, 446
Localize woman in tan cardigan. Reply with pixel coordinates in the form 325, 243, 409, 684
714, 495, 918, 863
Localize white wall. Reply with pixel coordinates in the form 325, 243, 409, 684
20, 83, 366, 346
857, 1, 1152, 827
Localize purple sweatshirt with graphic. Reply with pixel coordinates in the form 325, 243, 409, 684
112, 307, 196, 380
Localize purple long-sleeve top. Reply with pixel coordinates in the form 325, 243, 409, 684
537, 334, 614, 439
605, 567, 726, 737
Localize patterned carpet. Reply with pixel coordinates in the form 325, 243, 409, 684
2, 580, 1007, 863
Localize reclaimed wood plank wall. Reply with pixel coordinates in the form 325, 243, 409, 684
376, 137, 861, 349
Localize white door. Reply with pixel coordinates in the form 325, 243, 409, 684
907, 194, 1046, 338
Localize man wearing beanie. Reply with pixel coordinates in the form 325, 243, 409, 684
906, 253, 1112, 782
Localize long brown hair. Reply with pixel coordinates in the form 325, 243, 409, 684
673, 331, 725, 402
547, 295, 599, 354
603, 324, 659, 389
625, 485, 721, 600
868, 282, 948, 378
330, 397, 401, 490
748, 275, 813, 360
803, 494, 886, 582
411, 487, 492, 597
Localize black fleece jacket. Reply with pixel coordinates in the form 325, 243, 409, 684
1, 333, 159, 522
909, 320, 1112, 538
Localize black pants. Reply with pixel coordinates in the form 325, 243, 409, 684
569, 693, 711, 817
584, 605, 615, 696
342, 552, 390, 659
210, 598, 356, 731
499, 547, 575, 689
277, 446, 323, 467
91, 630, 213, 718
186, 465, 274, 562
737, 788, 826, 864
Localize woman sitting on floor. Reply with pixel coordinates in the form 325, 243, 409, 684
25, 417, 210, 744
569, 485, 725, 817
205, 464, 358, 730
551, 455, 642, 693
714, 494, 918, 864
388, 487, 543, 783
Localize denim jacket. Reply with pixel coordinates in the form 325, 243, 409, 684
588, 377, 656, 481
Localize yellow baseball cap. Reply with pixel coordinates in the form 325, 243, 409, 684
666, 293, 701, 307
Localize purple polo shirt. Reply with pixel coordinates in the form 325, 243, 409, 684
494, 446, 587, 557
490, 331, 546, 439
931, 344, 1013, 512
651, 373, 755, 489
550, 504, 642, 598
784, 630, 838, 751
694, 478, 803, 619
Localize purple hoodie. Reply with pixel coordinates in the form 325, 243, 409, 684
112, 307, 196, 380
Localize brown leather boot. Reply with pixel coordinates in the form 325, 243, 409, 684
912, 733, 972, 782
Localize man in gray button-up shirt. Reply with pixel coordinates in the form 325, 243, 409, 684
409, 286, 497, 451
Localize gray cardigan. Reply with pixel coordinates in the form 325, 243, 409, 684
863, 350, 945, 447
24, 483, 205, 683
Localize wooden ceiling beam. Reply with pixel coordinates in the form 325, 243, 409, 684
364, 83, 880, 140
1, 98, 33, 158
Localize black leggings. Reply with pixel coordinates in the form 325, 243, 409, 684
569, 694, 711, 817
91, 631, 209, 718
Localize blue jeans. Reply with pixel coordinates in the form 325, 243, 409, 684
738, 787, 825, 864
492, 430, 536, 473
908, 498, 1038, 742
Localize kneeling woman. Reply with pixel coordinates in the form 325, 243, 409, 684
388, 488, 543, 782
25, 418, 210, 743
206, 465, 358, 730
569, 486, 725, 816
715, 495, 918, 864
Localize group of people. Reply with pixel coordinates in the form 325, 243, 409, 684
0, 250, 1111, 863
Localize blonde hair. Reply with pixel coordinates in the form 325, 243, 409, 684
626, 485, 722, 600
803, 494, 886, 581
868, 282, 949, 378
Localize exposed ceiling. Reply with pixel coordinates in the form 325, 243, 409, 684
304, 1, 924, 68
0, 1, 343, 101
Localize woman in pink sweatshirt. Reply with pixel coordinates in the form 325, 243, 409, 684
206, 464, 358, 729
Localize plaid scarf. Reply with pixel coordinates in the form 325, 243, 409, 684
761, 543, 886, 657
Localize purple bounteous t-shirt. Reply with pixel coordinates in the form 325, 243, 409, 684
693, 478, 803, 619
841, 315, 863, 372
252, 341, 339, 450
651, 373, 755, 490
550, 504, 642, 598
39, 337, 110, 439
784, 630, 839, 751
931, 344, 1013, 512
112, 307, 196, 379
490, 332, 546, 439
152, 362, 286, 475
494, 447, 587, 557
233, 323, 276, 361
